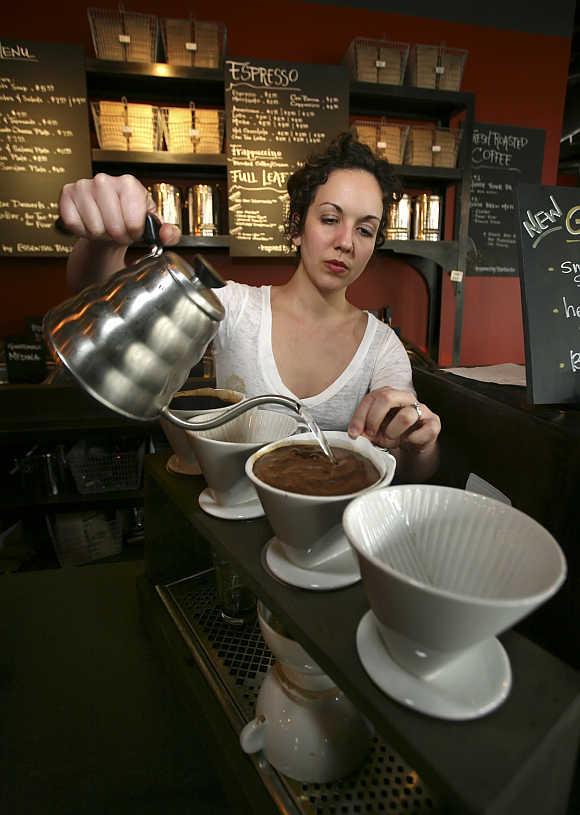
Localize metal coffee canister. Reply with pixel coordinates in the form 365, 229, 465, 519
187, 184, 220, 236
147, 183, 183, 230
413, 193, 441, 241
385, 194, 412, 240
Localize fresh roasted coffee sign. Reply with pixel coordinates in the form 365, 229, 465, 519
469, 123, 545, 276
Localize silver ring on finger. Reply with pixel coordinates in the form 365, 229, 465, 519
412, 401, 423, 422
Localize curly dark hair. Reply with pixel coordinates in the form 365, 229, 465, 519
285, 130, 400, 250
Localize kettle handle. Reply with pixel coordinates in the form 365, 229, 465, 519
142, 212, 162, 246
54, 212, 163, 246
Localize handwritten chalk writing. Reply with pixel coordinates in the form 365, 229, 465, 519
562, 296, 580, 318
7, 348, 42, 362
227, 60, 299, 87
566, 205, 580, 236
560, 261, 580, 286
0, 41, 91, 255
226, 58, 347, 256
570, 350, 580, 372
473, 128, 528, 151
0, 42, 38, 61
522, 195, 562, 239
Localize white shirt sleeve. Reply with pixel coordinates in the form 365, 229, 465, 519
369, 323, 416, 395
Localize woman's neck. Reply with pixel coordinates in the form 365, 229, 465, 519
274, 263, 351, 319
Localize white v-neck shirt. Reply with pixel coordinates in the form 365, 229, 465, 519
213, 282, 414, 431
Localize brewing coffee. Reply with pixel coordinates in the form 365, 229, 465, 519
253, 443, 380, 497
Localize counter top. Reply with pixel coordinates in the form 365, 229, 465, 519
144, 453, 580, 815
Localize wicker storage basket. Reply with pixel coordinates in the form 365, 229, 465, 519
161, 104, 224, 153
407, 44, 467, 91
91, 99, 162, 151
161, 17, 226, 67
405, 126, 461, 168
88, 7, 159, 63
344, 38, 409, 85
354, 119, 409, 165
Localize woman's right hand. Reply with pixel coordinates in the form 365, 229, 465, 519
58, 173, 181, 247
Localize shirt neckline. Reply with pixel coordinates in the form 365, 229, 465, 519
259, 286, 376, 406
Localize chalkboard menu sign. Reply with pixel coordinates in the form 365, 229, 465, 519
225, 57, 349, 257
469, 123, 545, 276
517, 184, 580, 405
0, 39, 91, 257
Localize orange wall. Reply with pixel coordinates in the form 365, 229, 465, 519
1, 0, 571, 365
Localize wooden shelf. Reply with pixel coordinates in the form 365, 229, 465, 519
379, 239, 459, 270
86, 58, 224, 106
92, 149, 226, 166
349, 81, 473, 120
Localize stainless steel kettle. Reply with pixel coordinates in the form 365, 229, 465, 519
44, 215, 302, 431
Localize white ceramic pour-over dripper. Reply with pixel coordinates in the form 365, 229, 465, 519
186, 408, 299, 511
160, 388, 244, 475
239, 603, 373, 783
343, 485, 566, 692
246, 431, 396, 572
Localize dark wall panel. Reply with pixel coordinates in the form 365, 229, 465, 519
308, 0, 575, 38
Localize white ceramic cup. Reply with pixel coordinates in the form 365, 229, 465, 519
343, 485, 567, 680
160, 388, 244, 475
245, 431, 396, 568
186, 408, 298, 507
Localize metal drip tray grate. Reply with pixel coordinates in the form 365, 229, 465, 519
158, 570, 441, 815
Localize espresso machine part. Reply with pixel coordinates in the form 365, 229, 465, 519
385, 194, 412, 240
187, 184, 219, 236
147, 183, 183, 230
413, 193, 441, 241
44, 214, 304, 432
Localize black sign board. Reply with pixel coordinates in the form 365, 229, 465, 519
469, 123, 545, 276
0, 39, 91, 257
5, 336, 46, 383
517, 184, 580, 405
225, 57, 349, 257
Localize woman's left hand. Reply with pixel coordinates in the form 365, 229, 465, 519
348, 387, 441, 453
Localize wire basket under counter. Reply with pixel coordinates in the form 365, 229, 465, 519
407, 43, 467, 91
88, 6, 160, 63
66, 438, 145, 495
161, 16, 226, 68
353, 119, 409, 165
91, 99, 162, 152
405, 125, 461, 168
344, 38, 409, 85
160, 105, 224, 154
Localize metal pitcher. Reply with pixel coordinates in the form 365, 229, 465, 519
44, 214, 302, 431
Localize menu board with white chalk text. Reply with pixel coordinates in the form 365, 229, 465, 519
0, 39, 91, 256
517, 184, 580, 405
225, 57, 349, 257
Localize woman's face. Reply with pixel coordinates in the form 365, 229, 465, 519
294, 168, 383, 293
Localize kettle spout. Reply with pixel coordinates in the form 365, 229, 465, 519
161, 393, 302, 431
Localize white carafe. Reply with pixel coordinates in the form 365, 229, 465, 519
240, 603, 373, 783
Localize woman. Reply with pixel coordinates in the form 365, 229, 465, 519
60, 132, 440, 480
